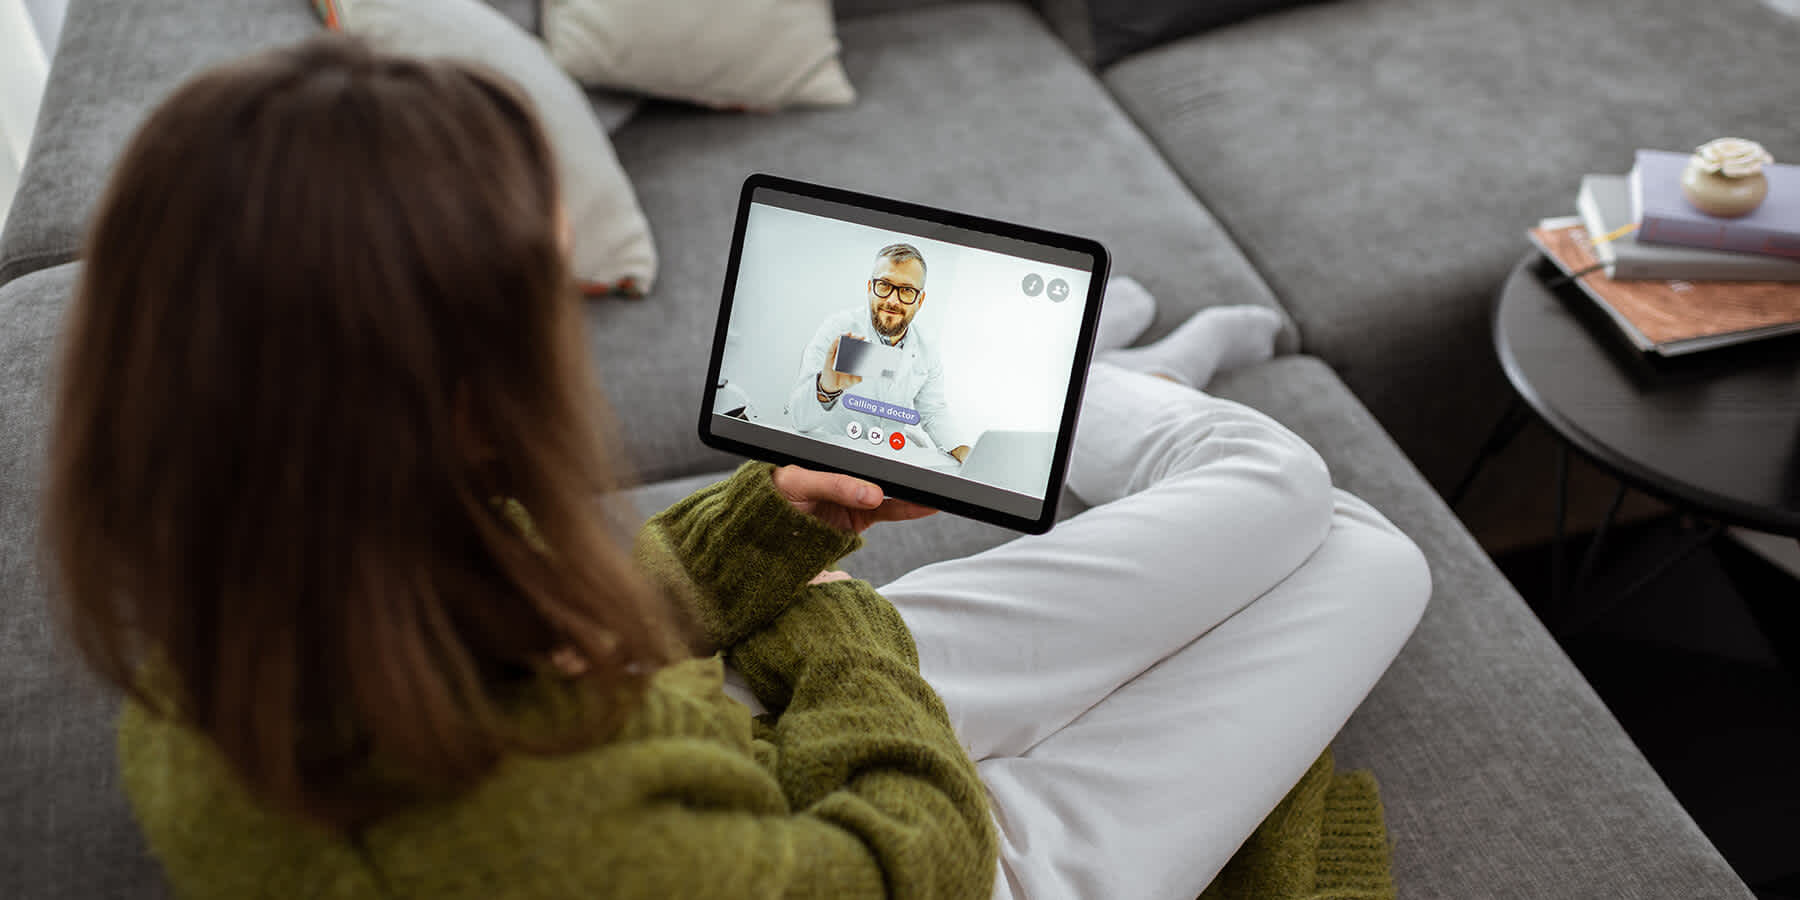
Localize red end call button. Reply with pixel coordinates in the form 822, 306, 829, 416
889, 431, 906, 451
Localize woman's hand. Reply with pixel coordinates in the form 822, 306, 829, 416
770, 465, 936, 534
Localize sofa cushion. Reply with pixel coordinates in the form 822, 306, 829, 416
0, 0, 318, 288
833, 0, 965, 19
596, 1, 1289, 486
1071, 0, 1335, 67
317, 0, 659, 294
0, 0, 634, 291
1101, 0, 1800, 490
0, 263, 168, 899
545, 0, 856, 111
1205, 355, 1752, 898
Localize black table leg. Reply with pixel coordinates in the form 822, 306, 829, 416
1550, 518, 1727, 640
1550, 442, 1570, 611
1543, 480, 1628, 635
1571, 482, 1629, 601
1613, 519, 1727, 603
1449, 397, 1531, 508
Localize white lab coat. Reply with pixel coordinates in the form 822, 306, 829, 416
786, 306, 971, 453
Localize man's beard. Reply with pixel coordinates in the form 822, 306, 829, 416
872, 304, 911, 338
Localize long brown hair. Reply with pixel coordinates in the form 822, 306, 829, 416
44, 35, 689, 830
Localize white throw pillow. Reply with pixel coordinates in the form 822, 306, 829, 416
316, 0, 657, 294
543, 0, 855, 111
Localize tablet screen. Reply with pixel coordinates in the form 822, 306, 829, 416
701, 176, 1107, 533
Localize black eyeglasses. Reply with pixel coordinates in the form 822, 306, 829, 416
870, 278, 922, 305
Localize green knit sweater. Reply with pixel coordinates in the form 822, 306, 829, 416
118, 462, 1394, 899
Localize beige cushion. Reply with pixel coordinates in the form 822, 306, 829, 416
318, 0, 657, 293
542, 0, 855, 111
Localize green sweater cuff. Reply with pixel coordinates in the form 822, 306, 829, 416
635, 461, 863, 651
729, 577, 922, 716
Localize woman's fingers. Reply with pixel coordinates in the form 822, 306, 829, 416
771, 466, 938, 535
772, 465, 883, 510
869, 497, 938, 523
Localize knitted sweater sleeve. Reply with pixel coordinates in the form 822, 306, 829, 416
630, 461, 998, 899
634, 461, 863, 652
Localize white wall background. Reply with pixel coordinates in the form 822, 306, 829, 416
2, 0, 63, 233
717, 202, 1092, 442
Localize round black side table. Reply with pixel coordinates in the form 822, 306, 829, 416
1461, 253, 1800, 633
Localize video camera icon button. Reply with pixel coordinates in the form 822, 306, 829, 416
845, 421, 863, 440
1021, 273, 1044, 297
867, 426, 884, 446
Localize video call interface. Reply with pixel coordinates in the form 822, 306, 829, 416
712, 189, 1095, 516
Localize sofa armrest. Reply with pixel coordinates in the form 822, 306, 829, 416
0, 0, 320, 287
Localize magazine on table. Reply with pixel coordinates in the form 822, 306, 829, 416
1528, 217, 1800, 356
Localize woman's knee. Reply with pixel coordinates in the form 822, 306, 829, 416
1157, 402, 1334, 531
1332, 498, 1432, 644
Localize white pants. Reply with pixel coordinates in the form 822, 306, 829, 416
733, 364, 1431, 900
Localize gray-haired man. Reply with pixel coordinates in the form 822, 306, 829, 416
787, 243, 973, 461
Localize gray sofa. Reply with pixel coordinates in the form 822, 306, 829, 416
5, 0, 1793, 896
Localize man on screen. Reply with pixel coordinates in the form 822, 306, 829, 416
787, 243, 973, 461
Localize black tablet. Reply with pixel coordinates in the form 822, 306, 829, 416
699, 174, 1110, 534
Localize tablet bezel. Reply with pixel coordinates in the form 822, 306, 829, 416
698, 173, 1111, 534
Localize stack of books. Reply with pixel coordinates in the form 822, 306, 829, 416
1529, 148, 1800, 356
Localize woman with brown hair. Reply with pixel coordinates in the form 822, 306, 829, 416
46, 32, 1427, 900
47, 32, 968, 895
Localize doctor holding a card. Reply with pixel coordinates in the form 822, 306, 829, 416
788, 242, 975, 462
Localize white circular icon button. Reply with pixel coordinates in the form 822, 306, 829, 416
867, 426, 884, 445
846, 421, 863, 440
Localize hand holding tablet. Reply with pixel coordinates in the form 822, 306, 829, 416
767, 464, 937, 534
700, 174, 1110, 534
